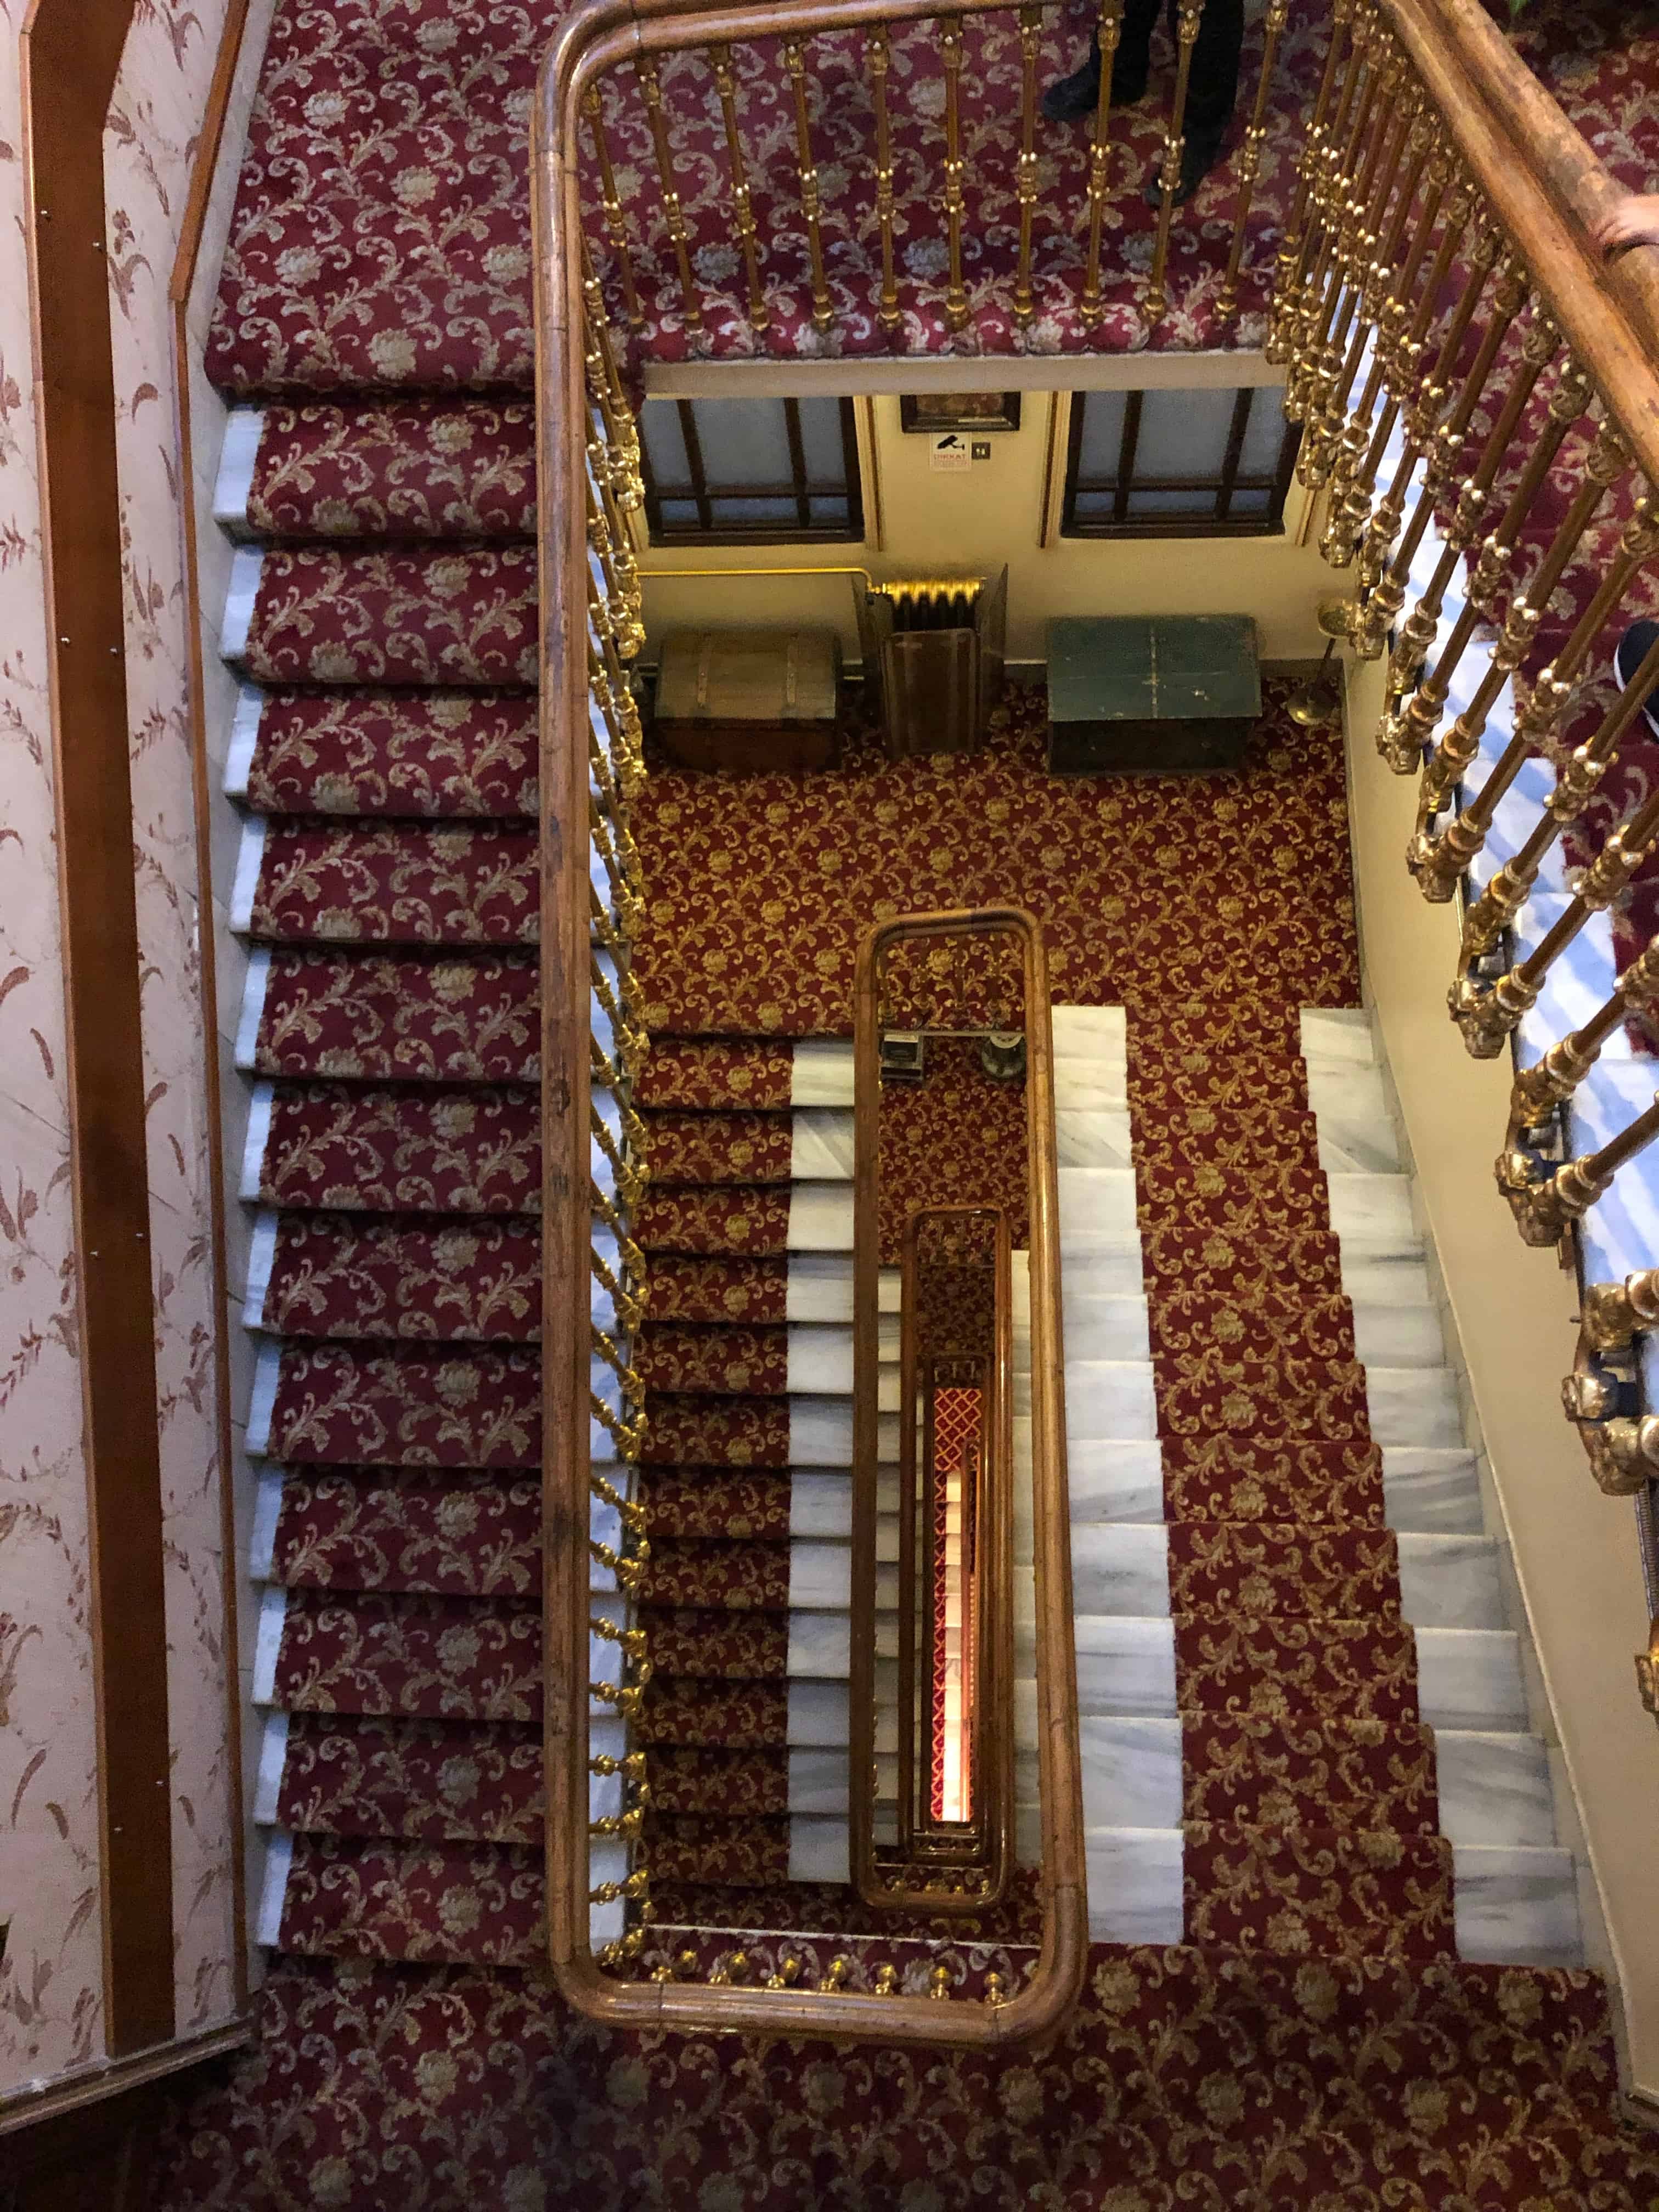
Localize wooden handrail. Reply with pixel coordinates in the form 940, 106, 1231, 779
1375, 0, 1659, 488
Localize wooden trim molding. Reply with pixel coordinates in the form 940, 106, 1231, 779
19, 0, 174, 2059
168, 0, 257, 2010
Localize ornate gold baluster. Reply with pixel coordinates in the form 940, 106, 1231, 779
712, 47, 768, 336
1143, 0, 1203, 329
1507, 943, 1659, 1138
1282, 24, 1390, 423
634, 56, 703, 336
1373, 301, 1555, 768
1013, 6, 1043, 326
581, 244, 644, 510
1267, 0, 1356, 362
1498, 1091, 1659, 1250
1381, 336, 1584, 777
1314, 129, 1442, 555
1452, 772, 1659, 1058
1410, 419, 1631, 901
1293, 70, 1413, 464
1325, 166, 1469, 571
1216, 0, 1288, 325
1079, 0, 1127, 328
867, 29, 902, 338
1352, 235, 1516, 659
940, 17, 970, 332
1462, 606, 1659, 960
785, 40, 836, 334
583, 87, 645, 332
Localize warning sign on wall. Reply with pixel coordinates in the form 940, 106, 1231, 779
929, 433, 972, 473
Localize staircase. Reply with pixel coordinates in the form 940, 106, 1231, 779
155, 0, 1659, 2193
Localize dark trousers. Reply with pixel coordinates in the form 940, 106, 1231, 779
1091, 0, 1245, 148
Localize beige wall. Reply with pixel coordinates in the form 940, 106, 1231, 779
1345, 650, 1659, 2106
636, 385, 1334, 664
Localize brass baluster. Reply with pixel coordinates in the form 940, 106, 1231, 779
1325, 168, 1470, 572
1452, 772, 1659, 1058
591, 1385, 647, 1459
940, 18, 970, 333
1384, 340, 1586, 781
583, 88, 645, 332
1079, 0, 1127, 328
1410, 418, 1630, 901
785, 41, 836, 334
1143, 0, 1203, 329
634, 57, 703, 336
1292, 67, 1412, 460
1267, 0, 1355, 360
1216, 0, 1288, 325
1352, 236, 1517, 661
590, 1465, 648, 1535
1013, 7, 1043, 326
867, 29, 902, 337
711, 47, 768, 337
590, 1242, 646, 1338
580, 246, 644, 510
1282, 24, 1390, 423
1314, 133, 1443, 556
1462, 608, 1659, 960
1373, 301, 1555, 769
1497, 1090, 1659, 1250
590, 1536, 648, 1599
1508, 943, 1659, 1137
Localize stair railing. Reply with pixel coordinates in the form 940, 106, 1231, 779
543, 7, 1088, 2031
1283, 0, 1659, 1708
567, 0, 1307, 350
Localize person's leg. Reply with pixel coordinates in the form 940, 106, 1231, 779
1142, 0, 1243, 202
1042, 0, 1159, 125
1181, 0, 1244, 155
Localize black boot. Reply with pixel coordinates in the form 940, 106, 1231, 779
1616, 618, 1659, 742
1142, 134, 1223, 207
1041, 53, 1149, 123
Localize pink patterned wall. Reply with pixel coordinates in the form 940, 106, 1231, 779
0, 0, 241, 2094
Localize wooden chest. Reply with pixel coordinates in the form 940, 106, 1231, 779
653, 628, 841, 772
1046, 615, 1260, 774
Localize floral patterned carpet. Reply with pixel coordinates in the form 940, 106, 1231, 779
148, 0, 1659, 2199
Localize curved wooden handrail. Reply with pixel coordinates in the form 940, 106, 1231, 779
538, 5, 1087, 2046
1376, 0, 1659, 487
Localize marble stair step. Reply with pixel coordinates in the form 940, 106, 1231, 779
1434, 1730, 1558, 1849
1054, 1110, 1136, 1169
1306, 1060, 1401, 1173
1352, 1301, 1445, 1368
238, 1080, 541, 1215
1453, 1844, 1583, 1967
1298, 1009, 1378, 1069
1075, 1827, 1582, 1963
1053, 1526, 1504, 1628
1327, 1173, 1421, 1251
224, 684, 545, 824
1039, 1616, 1530, 1730
1059, 1294, 1153, 1363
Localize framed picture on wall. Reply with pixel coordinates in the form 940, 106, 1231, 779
899, 392, 1023, 435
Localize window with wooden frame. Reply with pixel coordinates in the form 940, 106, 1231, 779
1060, 383, 1301, 539
639, 394, 865, 544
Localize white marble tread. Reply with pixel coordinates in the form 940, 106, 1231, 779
1055, 1109, 1136, 1169
789, 1039, 853, 1107
1043, 1615, 1530, 1734
212, 406, 266, 538
1452, 1846, 1582, 1967
785, 1256, 901, 1322
789, 1109, 854, 1181
219, 543, 264, 664
223, 682, 265, 801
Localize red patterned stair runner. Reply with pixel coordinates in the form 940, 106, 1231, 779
1127, 1005, 1455, 1962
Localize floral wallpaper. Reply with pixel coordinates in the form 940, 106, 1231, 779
0, 0, 242, 2095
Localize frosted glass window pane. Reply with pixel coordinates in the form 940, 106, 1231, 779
690, 397, 793, 487
1135, 388, 1233, 481
641, 402, 692, 489
797, 398, 849, 482
1238, 386, 1291, 477
711, 495, 798, 525
1231, 487, 1272, 516
810, 497, 849, 527
1126, 487, 1213, 517
1076, 391, 1127, 481
660, 498, 699, 526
